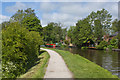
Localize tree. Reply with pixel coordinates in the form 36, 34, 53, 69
111, 19, 119, 33
1, 21, 10, 29
67, 26, 75, 43
10, 8, 43, 35
68, 18, 92, 47
11, 8, 35, 23
21, 16, 43, 35
2, 22, 43, 78
43, 22, 67, 43
111, 19, 120, 49
87, 8, 112, 43
76, 18, 92, 46
94, 19, 103, 42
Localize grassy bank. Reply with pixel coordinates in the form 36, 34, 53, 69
19, 50, 50, 78
46, 48, 118, 79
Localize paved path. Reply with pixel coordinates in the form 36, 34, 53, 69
41, 48, 73, 78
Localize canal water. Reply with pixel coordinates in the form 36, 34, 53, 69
56, 47, 120, 78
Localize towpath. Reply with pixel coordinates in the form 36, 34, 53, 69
41, 48, 73, 78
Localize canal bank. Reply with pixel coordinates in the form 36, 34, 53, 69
46, 48, 118, 78
55, 47, 120, 78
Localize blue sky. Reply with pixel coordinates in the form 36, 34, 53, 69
0, 1, 119, 28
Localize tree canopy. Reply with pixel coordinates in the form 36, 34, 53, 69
43, 22, 67, 43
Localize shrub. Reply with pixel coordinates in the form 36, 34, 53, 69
107, 45, 113, 50
64, 40, 69, 45
2, 22, 43, 78
110, 38, 118, 49
103, 47, 107, 50
81, 47, 88, 49
96, 40, 108, 49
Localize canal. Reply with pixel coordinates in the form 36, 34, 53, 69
56, 47, 120, 78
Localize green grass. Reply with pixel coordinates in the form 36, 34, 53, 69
19, 50, 50, 78
46, 48, 119, 79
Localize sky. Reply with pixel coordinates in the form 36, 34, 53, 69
0, 0, 119, 28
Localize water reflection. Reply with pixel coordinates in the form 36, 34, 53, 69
56, 47, 120, 78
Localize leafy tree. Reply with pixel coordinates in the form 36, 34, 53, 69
22, 16, 43, 35
11, 8, 43, 35
2, 22, 43, 78
76, 19, 92, 46
67, 26, 75, 43
87, 8, 112, 42
43, 22, 66, 43
68, 18, 92, 47
111, 19, 119, 33
94, 19, 103, 42
1, 21, 10, 29
11, 8, 35, 22
111, 19, 120, 49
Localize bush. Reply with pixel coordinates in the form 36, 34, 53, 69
110, 38, 118, 49
103, 47, 107, 50
81, 47, 88, 49
96, 40, 108, 49
2, 22, 43, 78
64, 40, 69, 45
107, 45, 113, 50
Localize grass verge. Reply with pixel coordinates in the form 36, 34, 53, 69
19, 50, 50, 78
46, 48, 119, 79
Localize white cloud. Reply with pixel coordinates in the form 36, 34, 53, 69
42, 12, 81, 27
41, 2, 118, 27
0, 14, 10, 23
39, 2, 57, 13
2, 2, 118, 28
2, 0, 120, 2
5, 2, 27, 13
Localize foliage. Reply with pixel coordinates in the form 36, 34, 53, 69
96, 40, 108, 49
11, 8, 35, 23
64, 40, 69, 45
10, 8, 43, 35
22, 16, 43, 35
1, 21, 10, 29
81, 47, 88, 49
107, 45, 113, 50
2, 22, 43, 78
67, 26, 75, 43
20, 51, 50, 78
67, 9, 112, 47
111, 19, 119, 34
61, 45, 67, 48
94, 19, 103, 41
87, 9, 112, 42
110, 38, 118, 49
111, 19, 120, 49
68, 19, 92, 47
43, 22, 67, 43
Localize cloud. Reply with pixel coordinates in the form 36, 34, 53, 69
5, 2, 27, 13
42, 12, 81, 27
3, 2, 118, 28
39, 2, 57, 13
40, 2, 118, 27
0, 14, 10, 23
1, 0, 120, 2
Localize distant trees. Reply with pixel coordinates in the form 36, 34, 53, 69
111, 19, 120, 49
67, 19, 92, 47
87, 8, 112, 43
43, 22, 67, 43
67, 8, 112, 47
